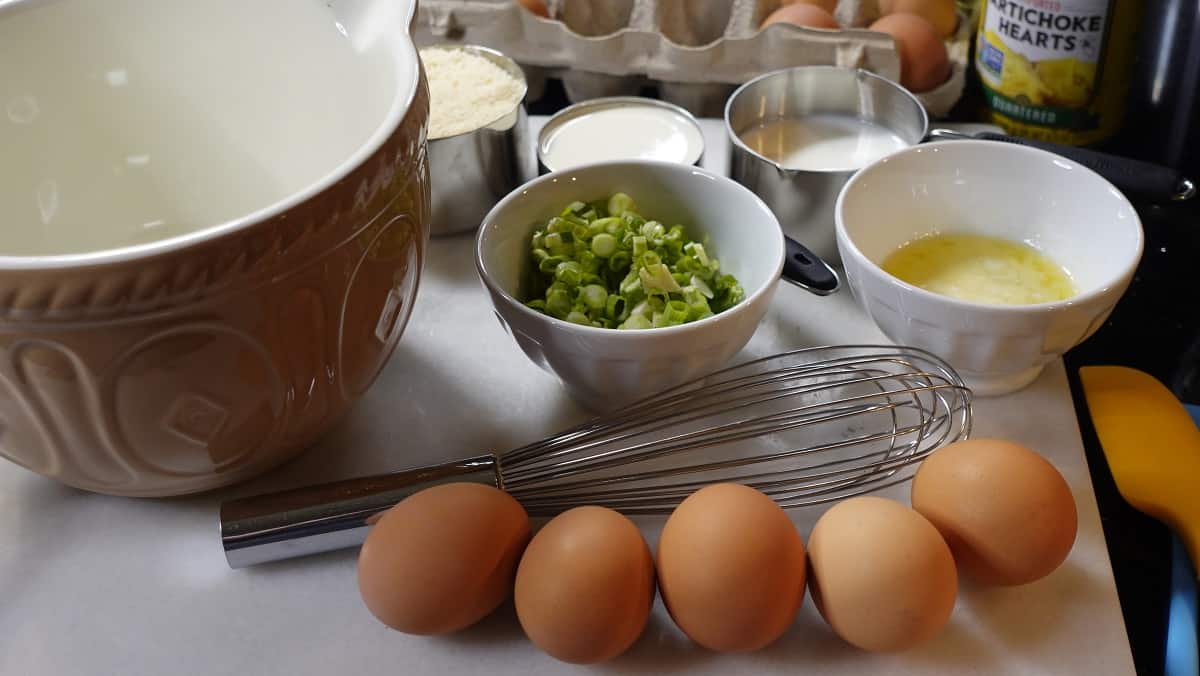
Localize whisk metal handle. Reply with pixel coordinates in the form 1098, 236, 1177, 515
220, 454, 500, 568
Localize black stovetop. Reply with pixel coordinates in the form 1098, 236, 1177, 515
1065, 197, 1199, 676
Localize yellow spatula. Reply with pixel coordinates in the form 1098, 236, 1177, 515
1081, 366, 1199, 676
1079, 366, 1200, 576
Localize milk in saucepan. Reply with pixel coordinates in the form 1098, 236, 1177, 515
738, 115, 909, 173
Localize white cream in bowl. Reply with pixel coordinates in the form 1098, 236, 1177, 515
537, 98, 705, 173
0, 0, 412, 257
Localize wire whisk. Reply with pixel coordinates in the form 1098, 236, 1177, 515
221, 345, 971, 567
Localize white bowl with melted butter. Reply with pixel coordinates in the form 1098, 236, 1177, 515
835, 140, 1143, 396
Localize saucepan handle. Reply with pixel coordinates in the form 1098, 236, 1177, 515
930, 129, 1196, 203
782, 235, 840, 296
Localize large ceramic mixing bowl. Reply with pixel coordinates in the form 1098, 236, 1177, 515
0, 0, 429, 495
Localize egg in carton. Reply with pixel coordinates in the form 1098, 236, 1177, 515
414, 0, 970, 118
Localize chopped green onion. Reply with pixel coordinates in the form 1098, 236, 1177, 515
632, 236, 648, 258
555, 261, 582, 286
605, 294, 627, 320
607, 193, 636, 217
608, 251, 631, 272
685, 241, 710, 267
619, 275, 643, 297
654, 300, 690, 327
565, 311, 592, 326
642, 221, 665, 240
591, 233, 618, 258
619, 314, 652, 330
524, 194, 744, 329
577, 250, 600, 274
640, 263, 682, 294
590, 217, 619, 236
546, 285, 572, 318
580, 284, 607, 312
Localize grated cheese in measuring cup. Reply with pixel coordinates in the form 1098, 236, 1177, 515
420, 47, 525, 139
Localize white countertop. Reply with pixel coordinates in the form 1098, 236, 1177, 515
0, 120, 1134, 675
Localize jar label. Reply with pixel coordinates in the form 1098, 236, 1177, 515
976, 0, 1114, 132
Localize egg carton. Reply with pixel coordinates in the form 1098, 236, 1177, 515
414, 0, 970, 118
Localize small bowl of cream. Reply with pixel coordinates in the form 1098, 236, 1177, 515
835, 140, 1144, 396
536, 97, 705, 173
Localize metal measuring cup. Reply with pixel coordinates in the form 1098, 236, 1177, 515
726, 67, 929, 264
426, 44, 534, 236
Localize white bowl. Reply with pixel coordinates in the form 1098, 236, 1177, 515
836, 140, 1143, 396
476, 160, 785, 409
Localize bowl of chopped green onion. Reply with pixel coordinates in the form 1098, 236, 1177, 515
476, 160, 787, 408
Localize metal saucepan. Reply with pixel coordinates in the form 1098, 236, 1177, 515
727, 67, 929, 265
726, 66, 1195, 266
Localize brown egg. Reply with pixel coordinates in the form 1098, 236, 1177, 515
357, 483, 530, 635
514, 0, 550, 18
762, 4, 841, 30
879, 0, 958, 38
657, 484, 807, 652
514, 507, 655, 664
808, 497, 957, 652
782, 0, 839, 12
869, 13, 951, 92
911, 438, 1078, 586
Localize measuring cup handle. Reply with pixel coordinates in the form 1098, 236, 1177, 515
782, 236, 840, 296
973, 132, 1196, 203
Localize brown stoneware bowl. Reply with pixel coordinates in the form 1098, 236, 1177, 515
0, 0, 430, 495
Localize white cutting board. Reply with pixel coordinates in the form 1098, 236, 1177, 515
0, 119, 1134, 676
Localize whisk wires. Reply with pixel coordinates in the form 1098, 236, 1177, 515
500, 345, 972, 514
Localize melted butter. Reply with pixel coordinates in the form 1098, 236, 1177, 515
882, 233, 1076, 305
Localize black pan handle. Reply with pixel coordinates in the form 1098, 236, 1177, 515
782, 236, 839, 296
940, 130, 1196, 203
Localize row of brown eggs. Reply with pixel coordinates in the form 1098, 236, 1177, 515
357, 438, 1078, 663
